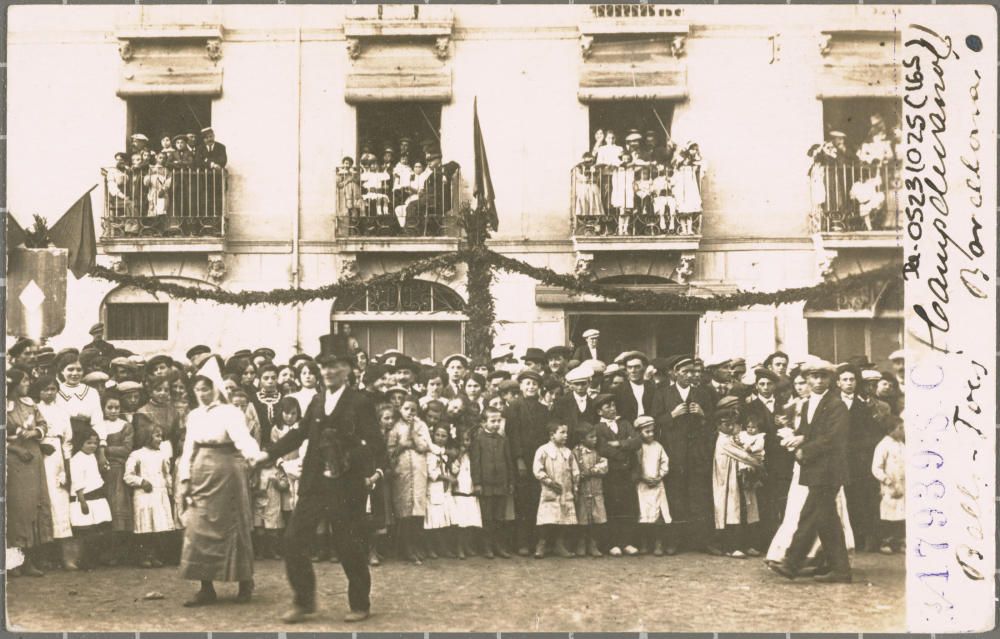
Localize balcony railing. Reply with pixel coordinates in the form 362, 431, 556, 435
101, 166, 226, 239
810, 159, 901, 233
571, 165, 702, 238
335, 166, 462, 238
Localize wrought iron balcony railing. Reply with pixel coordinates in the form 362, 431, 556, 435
101, 166, 226, 239
335, 165, 462, 238
571, 164, 703, 238
809, 159, 901, 233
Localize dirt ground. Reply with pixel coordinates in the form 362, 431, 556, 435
6, 551, 905, 632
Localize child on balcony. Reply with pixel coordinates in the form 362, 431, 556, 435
143, 153, 172, 220
610, 151, 635, 235
672, 142, 703, 235
573, 152, 605, 229
651, 163, 674, 234
336, 156, 361, 219
633, 164, 654, 231
360, 153, 390, 218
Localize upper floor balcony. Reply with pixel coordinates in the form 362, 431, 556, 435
335, 161, 464, 252
570, 161, 702, 252
100, 165, 226, 253
809, 158, 901, 249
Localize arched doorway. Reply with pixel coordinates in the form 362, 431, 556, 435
565, 275, 698, 359
331, 279, 467, 361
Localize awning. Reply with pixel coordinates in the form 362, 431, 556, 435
536, 283, 688, 307
345, 43, 452, 103
118, 38, 223, 97
578, 33, 687, 102
816, 30, 900, 98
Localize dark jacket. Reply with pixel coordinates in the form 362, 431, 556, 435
571, 344, 610, 364
595, 418, 641, 476
843, 395, 880, 484
268, 387, 386, 516
551, 392, 597, 440
614, 380, 659, 423
797, 391, 850, 487
747, 396, 795, 482
201, 141, 228, 168
654, 383, 714, 478
469, 430, 515, 495
504, 396, 550, 468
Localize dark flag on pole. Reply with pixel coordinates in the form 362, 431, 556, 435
473, 97, 499, 232
48, 186, 98, 279
6, 213, 27, 250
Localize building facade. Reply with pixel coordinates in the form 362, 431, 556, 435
6, 4, 904, 368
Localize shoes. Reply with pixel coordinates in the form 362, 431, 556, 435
494, 543, 511, 559
575, 539, 587, 557
746, 548, 762, 558
138, 559, 153, 569
369, 549, 381, 566
609, 546, 623, 557
653, 540, 664, 557
880, 545, 894, 555
768, 560, 798, 580
534, 540, 546, 559
553, 539, 574, 558
344, 610, 370, 623
235, 580, 254, 604
183, 590, 218, 608
814, 572, 853, 584
281, 604, 317, 623
21, 563, 45, 577
664, 544, 678, 556
457, 545, 467, 560
587, 538, 603, 558
729, 550, 747, 559
150, 558, 164, 568
704, 545, 724, 556
517, 546, 531, 557
624, 545, 639, 556
62, 561, 79, 571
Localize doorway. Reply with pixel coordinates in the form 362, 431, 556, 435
567, 313, 699, 359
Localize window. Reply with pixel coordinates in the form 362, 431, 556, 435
128, 95, 211, 149
334, 280, 465, 313
807, 318, 902, 370
106, 303, 169, 340
589, 100, 674, 148
346, 322, 463, 362
356, 102, 442, 159
822, 97, 900, 150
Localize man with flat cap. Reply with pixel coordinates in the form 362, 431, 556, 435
83, 323, 116, 357
573, 328, 607, 364
771, 359, 852, 583
655, 356, 716, 555
613, 351, 659, 423
265, 353, 386, 623
442, 353, 470, 400
544, 346, 571, 385
837, 363, 881, 552
504, 369, 551, 556
551, 365, 597, 445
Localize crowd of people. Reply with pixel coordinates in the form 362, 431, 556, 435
102, 127, 227, 236
574, 128, 703, 237
5, 324, 907, 605
337, 135, 459, 237
808, 113, 902, 232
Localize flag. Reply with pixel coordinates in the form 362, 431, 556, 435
48, 186, 98, 279
6, 213, 26, 250
473, 97, 499, 232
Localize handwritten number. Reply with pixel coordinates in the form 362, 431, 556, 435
916, 508, 948, 527
914, 479, 946, 499
914, 538, 948, 557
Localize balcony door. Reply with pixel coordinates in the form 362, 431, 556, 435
127, 95, 211, 150
568, 312, 698, 360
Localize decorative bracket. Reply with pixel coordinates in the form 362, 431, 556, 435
118, 41, 134, 61
111, 258, 129, 275
670, 35, 687, 58
580, 35, 594, 59
434, 35, 451, 60
819, 33, 833, 57
574, 251, 595, 280
346, 37, 361, 60
206, 38, 223, 61
207, 254, 227, 284
673, 252, 696, 285
339, 255, 360, 281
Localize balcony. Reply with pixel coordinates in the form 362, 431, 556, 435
100, 166, 226, 253
809, 159, 902, 249
570, 165, 701, 252
335, 165, 463, 252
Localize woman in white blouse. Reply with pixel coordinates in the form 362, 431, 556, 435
54, 354, 103, 445
177, 375, 266, 607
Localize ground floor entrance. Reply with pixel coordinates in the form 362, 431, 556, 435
567, 313, 699, 360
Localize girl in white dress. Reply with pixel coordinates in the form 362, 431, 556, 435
124, 425, 175, 567
634, 416, 671, 555
449, 428, 482, 559
70, 431, 113, 569
424, 425, 455, 558
33, 376, 75, 566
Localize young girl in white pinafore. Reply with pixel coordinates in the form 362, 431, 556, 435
388, 397, 431, 564
33, 376, 75, 569
450, 428, 482, 559
70, 430, 113, 569
424, 425, 455, 559
871, 417, 905, 554
124, 424, 175, 567
271, 397, 303, 517
634, 416, 671, 556
95, 392, 134, 565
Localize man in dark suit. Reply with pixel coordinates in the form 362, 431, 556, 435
746, 368, 795, 543
199, 127, 227, 218
654, 356, 716, 554
837, 364, 882, 552
771, 359, 852, 583
571, 329, 608, 364
265, 354, 386, 623
504, 370, 551, 556
613, 351, 659, 422
551, 365, 597, 445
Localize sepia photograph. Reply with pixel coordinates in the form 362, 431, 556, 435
3, 2, 995, 634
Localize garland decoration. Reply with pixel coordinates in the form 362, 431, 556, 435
88, 251, 467, 307
464, 246, 497, 363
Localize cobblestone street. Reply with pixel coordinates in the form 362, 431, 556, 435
7, 551, 905, 632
